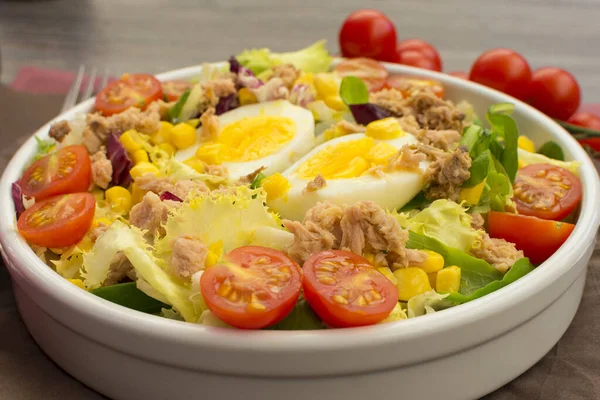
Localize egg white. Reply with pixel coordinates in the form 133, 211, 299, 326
269, 133, 430, 221
175, 100, 315, 182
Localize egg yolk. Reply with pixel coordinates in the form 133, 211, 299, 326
207, 115, 296, 162
296, 138, 398, 179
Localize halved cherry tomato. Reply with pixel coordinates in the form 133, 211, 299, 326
487, 211, 575, 265
394, 39, 442, 71
385, 75, 444, 98
513, 164, 582, 220
469, 48, 532, 100
200, 246, 302, 329
448, 71, 469, 80
162, 80, 192, 102
567, 111, 600, 131
333, 58, 388, 92
19, 145, 91, 201
302, 250, 398, 328
95, 73, 163, 116
17, 193, 96, 248
339, 9, 397, 61
527, 67, 580, 120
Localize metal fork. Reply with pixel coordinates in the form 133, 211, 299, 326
60, 65, 110, 113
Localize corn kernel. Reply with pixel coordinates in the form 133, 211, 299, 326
377, 267, 399, 285
238, 88, 258, 106
132, 149, 149, 164
105, 186, 132, 214
394, 267, 432, 302
415, 250, 445, 273
427, 272, 438, 288
151, 121, 174, 145
131, 183, 146, 205
120, 129, 143, 153
185, 118, 200, 128
294, 72, 315, 87
205, 240, 223, 267
129, 162, 161, 180
261, 173, 291, 201
314, 73, 339, 99
92, 217, 112, 229
195, 143, 223, 165
365, 118, 405, 140
436, 266, 461, 293
67, 279, 86, 290
324, 95, 347, 111
171, 123, 197, 149
158, 143, 177, 156
183, 158, 205, 173
459, 178, 487, 206
518, 135, 536, 153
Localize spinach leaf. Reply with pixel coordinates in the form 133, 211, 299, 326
90, 282, 170, 314
167, 88, 191, 124
406, 232, 503, 296
487, 110, 519, 183
266, 299, 325, 330
399, 191, 430, 212
445, 258, 535, 304
339, 76, 369, 105
537, 141, 565, 161
463, 150, 490, 187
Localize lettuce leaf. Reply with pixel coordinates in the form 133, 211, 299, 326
163, 158, 226, 186
406, 231, 503, 296
406, 291, 450, 318
267, 300, 325, 330
81, 221, 198, 322
236, 40, 332, 75
396, 200, 482, 253
518, 148, 580, 175
90, 282, 169, 314
155, 186, 283, 257
445, 258, 535, 304
379, 302, 408, 323
486, 107, 519, 183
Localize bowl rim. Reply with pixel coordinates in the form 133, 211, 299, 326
1, 61, 599, 354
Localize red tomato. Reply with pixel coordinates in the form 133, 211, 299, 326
302, 250, 398, 328
567, 111, 600, 131
469, 49, 532, 100
487, 211, 575, 265
513, 164, 582, 220
162, 80, 192, 102
578, 137, 600, 152
390, 50, 441, 71
393, 39, 442, 71
333, 58, 389, 92
19, 145, 91, 201
385, 75, 445, 98
95, 73, 163, 116
527, 67, 580, 120
17, 193, 95, 248
339, 9, 397, 60
200, 246, 302, 329
448, 71, 469, 80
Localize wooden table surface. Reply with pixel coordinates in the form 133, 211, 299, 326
0, 1, 599, 400
1, 0, 600, 102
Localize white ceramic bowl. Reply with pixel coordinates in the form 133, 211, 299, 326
1, 63, 599, 400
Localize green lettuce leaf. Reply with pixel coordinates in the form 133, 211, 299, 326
90, 282, 169, 314
486, 104, 519, 183
267, 300, 325, 330
167, 88, 191, 124
536, 141, 565, 161
236, 40, 332, 75
339, 76, 369, 105
406, 291, 450, 318
396, 200, 482, 253
81, 221, 198, 322
445, 258, 535, 304
379, 302, 409, 323
406, 231, 503, 296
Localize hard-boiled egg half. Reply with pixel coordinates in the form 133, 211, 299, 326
175, 100, 315, 182
266, 120, 430, 221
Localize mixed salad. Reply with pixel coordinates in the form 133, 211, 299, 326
12, 41, 583, 330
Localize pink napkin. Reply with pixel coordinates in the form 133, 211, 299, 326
8, 66, 600, 116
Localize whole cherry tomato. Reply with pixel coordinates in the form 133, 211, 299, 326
339, 9, 397, 61
469, 48, 532, 100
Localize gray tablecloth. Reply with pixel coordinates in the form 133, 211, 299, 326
0, 85, 598, 400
